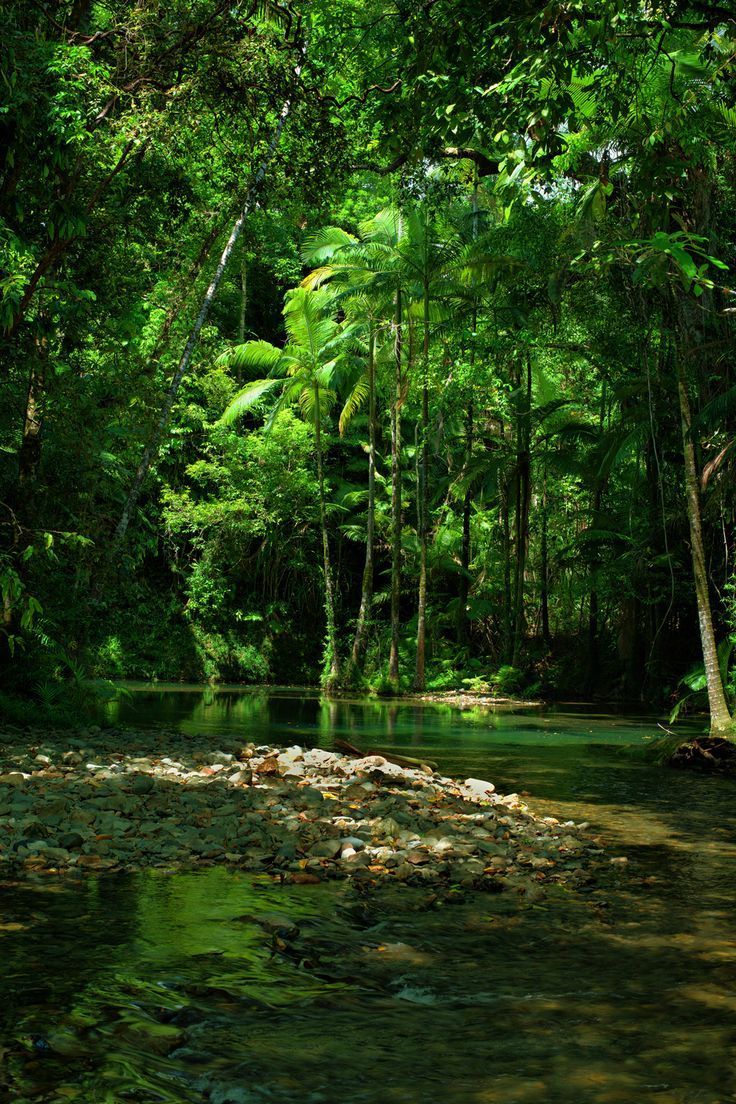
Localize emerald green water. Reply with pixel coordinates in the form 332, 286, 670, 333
2, 689, 736, 1104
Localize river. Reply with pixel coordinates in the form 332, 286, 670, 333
1, 687, 735, 1104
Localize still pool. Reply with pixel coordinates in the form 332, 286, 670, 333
2, 688, 735, 1104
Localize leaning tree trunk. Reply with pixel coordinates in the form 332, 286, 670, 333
414, 279, 430, 691
388, 283, 403, 686
113, 53, 304, 550
349, 328, 376, 679
314, 387, 340, 688
677, 355, 734, 737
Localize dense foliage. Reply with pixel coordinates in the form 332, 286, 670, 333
2, 1, 735, 732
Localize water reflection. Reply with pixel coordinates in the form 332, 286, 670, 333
2, 689, 735, 1103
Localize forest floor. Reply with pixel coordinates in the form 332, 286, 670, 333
0, 725, 612, 895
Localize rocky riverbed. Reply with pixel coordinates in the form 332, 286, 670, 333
0, 726, 608, 894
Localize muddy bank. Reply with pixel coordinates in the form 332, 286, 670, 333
0, 726, 611, 894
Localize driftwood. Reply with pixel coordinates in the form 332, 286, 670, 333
333, 737, 438, 773
669, 736, 736, 774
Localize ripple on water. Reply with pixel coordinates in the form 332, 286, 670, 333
2, 692, 736, 1103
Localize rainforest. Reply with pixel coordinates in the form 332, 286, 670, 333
1, 0, 735, 734
3, 5, 736, 1103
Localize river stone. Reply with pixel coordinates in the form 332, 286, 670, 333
58, 831, 84, 850
249, 912, 300, 938
340, 835, 366, 851
301, 748, 338, 770
0, 773, 27, 787
462, 778, 496, 800
309, 839, 342, 859
129, 775, 154, 795
228, 769, 252, 785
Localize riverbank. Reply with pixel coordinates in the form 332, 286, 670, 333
0, 725, 608, 894
405, 689, 543, 709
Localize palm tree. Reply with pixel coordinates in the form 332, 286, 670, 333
398, 204, 461, 690
303, 211, 409, 687
217, 286, 347, 688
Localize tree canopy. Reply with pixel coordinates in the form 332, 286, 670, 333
2, 0, 735, 733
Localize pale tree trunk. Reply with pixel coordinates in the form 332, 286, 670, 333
457, 397, 473, 644
500, 462, 512, 662
238, 248, 248, 346
414, 279, 430, 690
511, 353, 532, 668
672, 166, 734, 736
314, 387, 340, 688
349, 328, 376, 679
113, 54, 304, 549
388, 283, 403, 686
540, 460, 551, 647
458, 178, 479, 646
585, 482, 602, 695
677, 356, 734, 736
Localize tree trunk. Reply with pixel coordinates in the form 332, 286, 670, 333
540, 461, 551, 647
585, 483, 602, 696
677, 356, 734, 736
349, 328, 376, 678
414, 279, 430, 691
500, 466, 512, 662
18, 333, 48, 484
512, 353, 532, 668
457, 397, 474, 644
238, 248, 248, 347
388, 283, 403, 686
113, 53, 304, 550
458, 179, 479, 646
314, 386, 340, 688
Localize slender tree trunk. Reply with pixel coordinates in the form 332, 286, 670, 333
388, 283, 403, 686
677, 355, 734, 736
457, 397, 474, 644
414, 278, 430, 691
585, 483, 602, 695
349, 328, 376, 678
18, 333, 48, 483
238, 249, 248, 347
113, 55, 304, 549
314, 387, 340, 688
512, 353, 532, 668
540, 461, 551, 647
458, 180, 479, 646
151, 213, 228, 363
500, 465, 512, 662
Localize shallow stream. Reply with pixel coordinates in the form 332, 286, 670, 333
2, 688, 735, 1104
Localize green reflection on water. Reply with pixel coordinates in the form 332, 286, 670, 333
2, 689, 736, 1104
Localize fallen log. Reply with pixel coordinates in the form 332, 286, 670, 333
333, 738, 438, 773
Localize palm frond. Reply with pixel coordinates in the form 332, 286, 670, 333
216, 339, 283, 376
339, 374, 370, 435
219, 377, 283, 425
301, 226, 358, 265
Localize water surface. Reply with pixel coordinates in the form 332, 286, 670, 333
2, 688, 735, 1104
